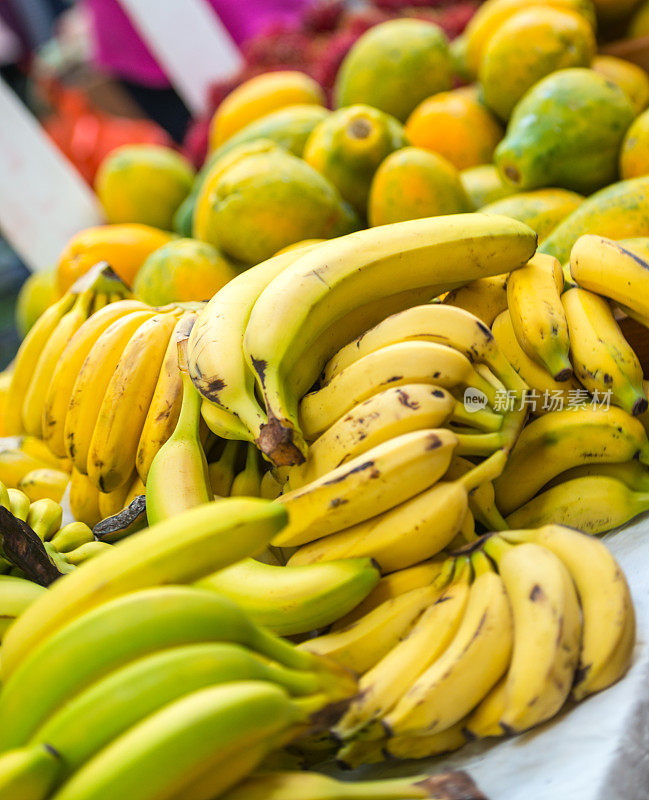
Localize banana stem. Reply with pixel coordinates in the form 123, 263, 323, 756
457, 450, 508, 492
471, 549, 494, 577
452, 403, 504, 433
466, 373, 498, 407
482, 534, 514, 564
455, 432, 505, 456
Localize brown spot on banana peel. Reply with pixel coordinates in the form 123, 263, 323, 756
323, 461, 375, 486
416, 771, 488, 800
396, 389, 420, 410
195, 376, 226, 402
426, 434, 443, 450
257, 417, 306, 467
529, 584, 545, 602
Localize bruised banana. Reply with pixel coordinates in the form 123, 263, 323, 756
274, 429, 459, 548
243, 215, 536, 465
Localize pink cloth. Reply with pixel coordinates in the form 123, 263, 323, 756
84, 0, 307, 87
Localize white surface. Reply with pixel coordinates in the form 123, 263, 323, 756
0, 77, 104, 272
118, 0, 243, 116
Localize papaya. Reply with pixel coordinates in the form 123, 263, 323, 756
539, 176, 649, 263
209, 71, 325, 150
95, 145, 195, 231
495, 68, 636, 194
368, 147, 470, 226
460, 164, 519, 209
193, 146, 359, 265
15, 268, 59, 336
592, 55, 649, 114
405, 87, 503, 170
450, 34, 473, 83
57, 224, 174, 293
480, 188, 584, 242
303, 105, 408, 215
463, 0, 596, 77
621, 108, 649, 179
133, 238, 238, 305
480, 8, 595, 121
334, 19, 453, 122
629, 0, 649, 36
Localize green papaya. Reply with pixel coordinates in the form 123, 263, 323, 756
460, 164, 519, 209
495, 68, 636, 194
539, 176, 649, 263
480, 188, 584, 242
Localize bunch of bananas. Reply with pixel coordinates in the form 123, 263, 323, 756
294, 524, 634, 768
0, 436, 70, 503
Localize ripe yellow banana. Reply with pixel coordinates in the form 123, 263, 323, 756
299, 341, 497, 442
64, 541, 112, 565
68, 468, 101, 527
494, 406, 649, 515
503, 525, 635, 700
17, 469, 68, 504
443, 273, 509, 327
507, 253, 572, 381
274, 429, 459, 548
6, 489, 30, 521
483, 537, 581, 733
17, 437, 60, 469
50, 522, 95, 553
243, 215, 536, 465
562, 287, 647, 416
4, 293, 76, 435
464, 677, 508, 739
87, 311, 179, 493
506, 475, 649, 533
0, 575, 46, 638
384, 722, 468, 762
25, 497, 62, 541
230, 443, 262, 497
65, 309, 155, 473
0, 498, 288, 681
289, 450, 506, 572
546, 459, 649, 492
0, 744, 61, 800
570, 234, 649, 327
289, 384, 457, 490
0, 449, 57, 489
97, 475, 134, 520
383, 565, 513, 738
444, 455, 508, 531
208, 440, 242, 496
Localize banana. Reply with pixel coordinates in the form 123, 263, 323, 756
289, 384, 457, 489
243, 215, 536, 465
289, 450, 506, 572
570, 234, 649, 328
384, 722, 469, 762
444, 456, 508, 531
482, 537, 581, 733
505, 475, 649, 533
196, 557, 380, 637
49, 682, 317, 800
464, 677, 508, 739
65, 309, 156, 473
17, 438, 60, 469
49, 522, 94, 553
546, 460, 649, 492
7, 489, 30, 521
188, 247, 320, 445
0, 450, 56, 489
0, 575, 46, 634
25, 498, 62, 541
298, 583, 440, 674
494, 407, 649, 515
64, 541, 112, 565
443, 273, 509, 327
231, 444, 262, 497
0, 498, 288, 681
97, 476, 134, 520
208, 440, 242, 496
273, 429, 459, 548
145, 326, 213, 526
502, 525, 635, 700
87, 311, 179, 493
0, 744, 61, 800
21, 290, 96, 437
333, 559, 469, 740
562, 287, 648, 416
507, 253, 572, 381
4, 293, 76, 435
31, 643, 324, 778
17, 469, 68, 503
492, 309, 583, 407
135, 314, 191, 483
260, 469, 283, 499
68, 468, 101, 527
383, 565, 514, 738
299, 341, 497, 442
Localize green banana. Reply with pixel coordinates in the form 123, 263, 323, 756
0, 745, 60, 800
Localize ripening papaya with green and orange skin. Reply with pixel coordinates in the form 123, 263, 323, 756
303, 105, 408, 215
368, 147, 470, 226
193, 146, 359, 265
539, 176, 649, 263
480, 7, 595, 121
460, 164, 519, 210
334, 19, 453, 122
621, 108, 649, 179
495, 68, 636, 194
592, 55, 649, 114
480, 188, 584, 242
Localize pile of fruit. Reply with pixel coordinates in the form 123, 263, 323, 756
2, 0, 649, 796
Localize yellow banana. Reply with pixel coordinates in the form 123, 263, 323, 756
65, 309, 155, 473
208, 440, 242, 496
445, 455, 508, 531
87, 311, 179, 492
494, 406, 649, 515
6, 489, 30, 521
17, 438, 60, 470
243, 215, 536, 465
17, 469, 68, 504
274, 429, 459, 548
63, 541, 113, 565
507, 253, 571, 381
562, 286, 647, 416
230, 443, 262, 497
546, 460, 649, 492
384, 721, 468, 761
0, 449, 57, 489
50, 522, 95, 553
68, 467, 101, 527
464, 677, 508, 739
443, 273, 509, 327
25, 498, 62, 541
97, 476, 134, 520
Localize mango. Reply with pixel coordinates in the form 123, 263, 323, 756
334, 19, 453, 122
621, 107, 649, 179
95, 145, 194, 231
193, 146, 359, 265
592, 55, 649, 114
303, 105, 408, 215
460, 164, 519, 209
480, 7, 595, 121
495, 68, 635, 194
368, 147, 470, 226
539, 176, 649, 263
209, 71, 325, 150
480, 188, 584, 242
